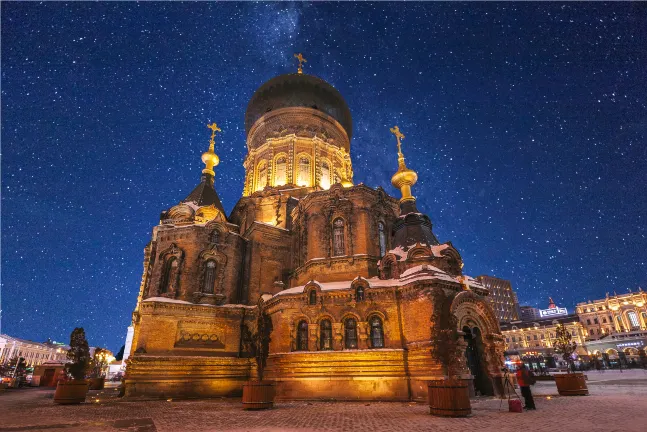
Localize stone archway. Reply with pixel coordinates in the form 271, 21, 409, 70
451, 290, 506, 396
462, 325, 492, 396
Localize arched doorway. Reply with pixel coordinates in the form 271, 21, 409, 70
463, 326, 493, 396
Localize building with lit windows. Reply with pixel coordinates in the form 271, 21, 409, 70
124, 61, 507, 400
576, 290, 647, 366
500, 315, 588, 370
476, 275, 521, 323
0, 334, 68, 368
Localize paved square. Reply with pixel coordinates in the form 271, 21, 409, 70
1, 371, 646, 432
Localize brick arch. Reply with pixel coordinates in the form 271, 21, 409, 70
451, 290, 501, 335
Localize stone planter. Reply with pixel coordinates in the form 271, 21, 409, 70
88, 377, 105, 390
242, 381, 275, 410
428, 378, 471, 417
54, 380, 89, 404
554, 372, 588, 396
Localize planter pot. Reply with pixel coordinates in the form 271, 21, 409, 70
242, 380, 275, 410
428, 379, 471, 417
554, 372, 588, 396
88, 377, 105, 390
54, 380, 89, 404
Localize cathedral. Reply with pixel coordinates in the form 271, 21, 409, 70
124, 56, 506, 401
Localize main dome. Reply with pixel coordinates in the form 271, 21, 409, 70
245, 73, 353, 139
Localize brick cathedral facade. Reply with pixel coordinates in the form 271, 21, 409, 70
124, 67, 506, 400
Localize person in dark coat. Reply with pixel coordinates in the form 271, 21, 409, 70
516, 363, 536, 410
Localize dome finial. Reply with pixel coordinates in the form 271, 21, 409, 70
202, 123, 221, 178
389, 125, 418, 204
294, 53, 307, 74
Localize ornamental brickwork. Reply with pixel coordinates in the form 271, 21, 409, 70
124, 70, 505, 400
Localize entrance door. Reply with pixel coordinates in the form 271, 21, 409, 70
463, 326, 493, 396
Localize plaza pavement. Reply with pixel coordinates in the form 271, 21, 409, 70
1, 370, 646, 432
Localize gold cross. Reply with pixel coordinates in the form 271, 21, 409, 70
294, 53, 307, 74
207, 122, 221, 141
390, 125, 405, 155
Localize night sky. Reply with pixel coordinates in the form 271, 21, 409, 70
2, 3, 646, 352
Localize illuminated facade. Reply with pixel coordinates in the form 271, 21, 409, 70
576, 290, 647, 364
0, 334, 67, 367
500, 316, 588, 370
476, 275, 520, 323
124, 60, 506, 400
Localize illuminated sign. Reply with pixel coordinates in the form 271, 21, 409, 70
539, 307, 568, 318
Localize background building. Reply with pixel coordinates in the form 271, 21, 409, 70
500, 315, 588, 371
520, 306, 541, 322
0, 335, 67, 367
476, 275, 520, 323
576, 290, 647, 367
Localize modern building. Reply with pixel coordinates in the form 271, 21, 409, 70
500, 315, 588, 371
576, 290, 647, 366
476, 275, 521, 323
0, 335, 68, 368
520, 306, 541, 322
124, 61, 507, 400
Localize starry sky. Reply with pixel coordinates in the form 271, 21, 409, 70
2, 2, 646, 352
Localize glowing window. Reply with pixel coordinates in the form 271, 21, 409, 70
274, 156, 287, 186
297, 157, 311, 186
628, 311, 640, 329
320, 161, 331, 189
256, 161, 268, 191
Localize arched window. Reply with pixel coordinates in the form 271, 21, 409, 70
297, 321, 308, 351
370, 316, 384, 348
378, 222, 386, 256
203, 260, 217, 294
159, 257, 178, 294
627, 311, 640, 329
297, 156, 311, 187
616, 315, 624, 331
274, 156, 287, 186
309, 289, 317, 305
333, 218, 345, 256
344, 318, 357, 349
356, 285, 365, 302
256, 161, 268, 191
320, 319, 332, 350
320, 161, 331, 189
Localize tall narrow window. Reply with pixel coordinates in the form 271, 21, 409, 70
378, 222, 386, 256
355, 285, 365, 302
320, 320, 332, 350
320, 161, 331, 189
274, 156, 287, 186
370, 316, 384, 348
159, 257, 178, 294
333, 218, 345, 256
297, 321, 308, 351
344, 318, 357, 349
297, 156, 311, 186
628, 311, 640, 329
256, 161, 268, 191
616, 315, 624, 331
309, 290, 317, 305
203, 260, 216, 294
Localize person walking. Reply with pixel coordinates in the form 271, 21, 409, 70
516, 363, 536, 410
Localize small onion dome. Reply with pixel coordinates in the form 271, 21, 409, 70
245, 73, 353, 139
391, 164, 418, 191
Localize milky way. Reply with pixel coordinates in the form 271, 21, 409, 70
2, 3, 645, 351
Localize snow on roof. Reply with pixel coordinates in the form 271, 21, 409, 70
275, 266, 463, 297
385, 243, 450, 260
